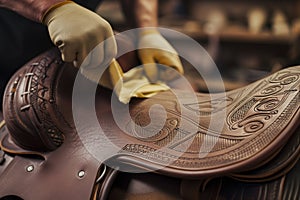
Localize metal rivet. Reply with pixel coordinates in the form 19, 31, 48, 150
26, 165, 34, 172
78, 170, 85, 178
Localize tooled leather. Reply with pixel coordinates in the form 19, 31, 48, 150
112, 67, 300, 177
2, 48, 300, 177
0, 50, 107, 200
3, 49, 73, 151
0, 48, 299, 200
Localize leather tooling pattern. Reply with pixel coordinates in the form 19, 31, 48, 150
228, 70, 300, 134
27, 58, 64, 147
119, 67, 300, 172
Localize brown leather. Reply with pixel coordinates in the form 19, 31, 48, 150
0, 48, 299, 199
108, 127, 300, 200
0, 122, 118, 200
182, 126, 300, 200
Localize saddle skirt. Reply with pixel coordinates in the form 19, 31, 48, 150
0, 48, 299, 200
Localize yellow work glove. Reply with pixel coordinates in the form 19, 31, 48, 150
138, 29, 184, 83
42, 1, 117, 68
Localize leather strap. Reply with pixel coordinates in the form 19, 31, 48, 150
0, 127, 101, 200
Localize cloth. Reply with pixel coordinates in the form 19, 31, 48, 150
81, 59, 170, 104
108, 61, 170, 104
110, 64, 170, 104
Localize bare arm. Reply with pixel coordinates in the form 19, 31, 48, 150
120, 0, 158, 28
0, 0, 66, 22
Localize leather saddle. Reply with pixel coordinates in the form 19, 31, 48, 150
0, 48, 299, 200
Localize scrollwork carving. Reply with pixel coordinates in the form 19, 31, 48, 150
228, 70, 299, 135
120, 67, 299, 172
127, 114, 179, 143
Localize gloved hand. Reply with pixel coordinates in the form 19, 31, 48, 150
42, 1, 117, 68
138, 29, 184, 83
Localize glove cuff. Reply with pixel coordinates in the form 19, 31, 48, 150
41, 0, 73, 23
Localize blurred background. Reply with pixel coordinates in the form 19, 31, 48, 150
98, 0, 300, 92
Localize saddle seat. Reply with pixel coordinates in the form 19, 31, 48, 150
0, 48, 299, 200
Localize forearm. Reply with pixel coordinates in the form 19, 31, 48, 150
121, 0, 158, 28
0, 0, 66, 22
